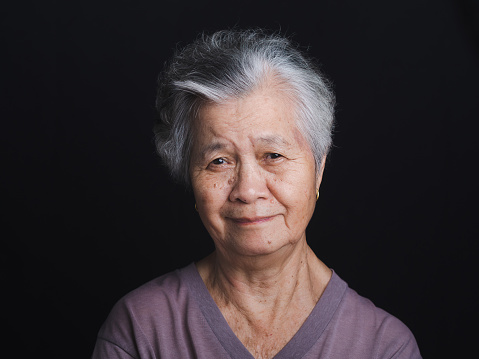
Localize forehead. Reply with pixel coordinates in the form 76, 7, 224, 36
194, 85, 306, 148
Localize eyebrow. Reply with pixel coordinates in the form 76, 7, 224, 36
254, 135, 292, 148
197, 141, 229, 160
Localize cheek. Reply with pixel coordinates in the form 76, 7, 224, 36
274, 167, 315, 195
194, 175, 232, 208
271, 171, 316, 214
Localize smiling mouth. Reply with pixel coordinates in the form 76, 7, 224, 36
230, 216, 276, 225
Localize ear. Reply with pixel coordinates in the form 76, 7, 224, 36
316, 155, 327, 191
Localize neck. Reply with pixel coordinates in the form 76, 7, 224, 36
196, 240, 331, 320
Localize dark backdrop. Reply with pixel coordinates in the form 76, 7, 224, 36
3, 0, 478, 357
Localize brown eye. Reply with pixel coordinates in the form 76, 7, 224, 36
267, 153, 282, 160
211, 158, 225, 165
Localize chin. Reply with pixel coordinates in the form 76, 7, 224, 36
228, 233, 293, 257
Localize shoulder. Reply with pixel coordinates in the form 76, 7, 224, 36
92, 264, 196, 358
103, 265, 189, 323
342, 287, 410, 334
325, 273, 421, 358
117, 266, 189, 313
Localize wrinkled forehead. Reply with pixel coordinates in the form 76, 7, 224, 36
191, 93, 314, 167
192, 84, 303, 139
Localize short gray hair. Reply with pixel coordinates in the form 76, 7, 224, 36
154, 29, 335, 185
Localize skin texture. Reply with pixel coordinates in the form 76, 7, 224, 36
190, 81, 331, 359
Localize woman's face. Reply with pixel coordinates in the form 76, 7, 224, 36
189, 84, 324, 259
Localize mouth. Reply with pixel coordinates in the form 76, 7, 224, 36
229, 216, 276, 225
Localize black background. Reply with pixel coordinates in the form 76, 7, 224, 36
3, 0, 478, 357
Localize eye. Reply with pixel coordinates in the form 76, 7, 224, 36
211, 158, 226, 165
206, 157, 231, 171
266, 153, 283, 160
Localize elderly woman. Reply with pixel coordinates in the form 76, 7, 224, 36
92, 30, 421, 359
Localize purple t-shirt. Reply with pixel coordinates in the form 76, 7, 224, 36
92, 263, 421, 358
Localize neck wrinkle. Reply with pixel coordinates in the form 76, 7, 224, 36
202, 241, 327, 321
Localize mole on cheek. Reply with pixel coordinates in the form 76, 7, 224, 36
228, 177, 235, 185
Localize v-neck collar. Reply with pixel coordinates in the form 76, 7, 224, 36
182, 263, 348, 359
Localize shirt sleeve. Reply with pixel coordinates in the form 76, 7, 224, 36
375, 314, 422, 359
388, 329, 422, 359
91, 337, 139, 359
90, 295, 153, 359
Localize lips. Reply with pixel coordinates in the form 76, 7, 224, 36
229, 215, 276, 225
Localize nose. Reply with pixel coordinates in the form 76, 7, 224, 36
229, 161, 269, 203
